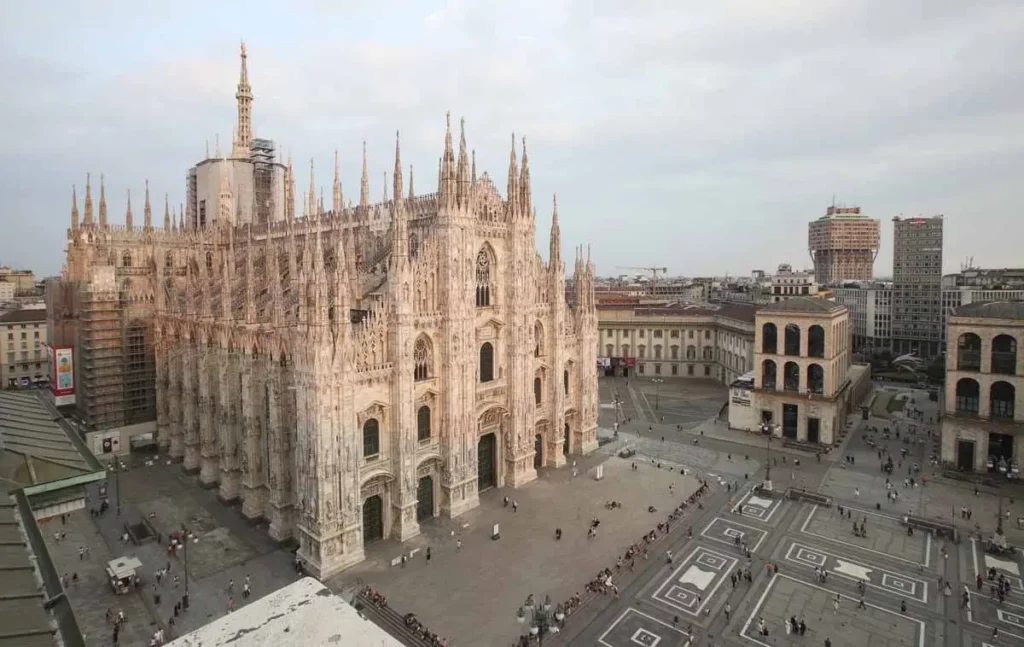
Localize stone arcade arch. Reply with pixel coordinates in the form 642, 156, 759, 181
992, 334, 1018, 375
955, 378, 980, 415
957, 333, 982, 371
762, 323, 777, 354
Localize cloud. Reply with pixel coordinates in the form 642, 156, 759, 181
1, 0, 1023, 279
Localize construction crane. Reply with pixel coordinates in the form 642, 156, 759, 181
617, 266, 668, 294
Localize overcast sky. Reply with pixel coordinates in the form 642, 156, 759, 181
3, 0, 1023, 279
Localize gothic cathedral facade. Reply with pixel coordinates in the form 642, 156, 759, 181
53, 44, 599, 578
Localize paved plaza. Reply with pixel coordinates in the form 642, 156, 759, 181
45, 377, 1024, 646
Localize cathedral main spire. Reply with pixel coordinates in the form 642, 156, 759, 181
144, 179, 153, 232
98, 174, 108, 229
83, 174, 94, 227
233, 41, 253, 157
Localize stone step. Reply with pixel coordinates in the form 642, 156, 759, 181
354, 594, 435, 647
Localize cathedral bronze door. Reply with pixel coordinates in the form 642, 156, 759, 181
416, 476, 434, 521
477, 433, 497, 491
362, 495, 384, 544
563, 423, 571, 456
534, 434, 544, 469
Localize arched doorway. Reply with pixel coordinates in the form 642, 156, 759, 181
362, 495, 384, 544
534, 434, 543, 469
477, 433, 497, 491
563, 423, 570, 455
416, 476, 434, 521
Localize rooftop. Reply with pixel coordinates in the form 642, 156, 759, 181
952, 301, 1024, 321
166, 578, 404, 647
759, 297, 846, 315
598, 301, 757, 323
0, 392, 101, 490
0, 493, 58, 647
0, 309, 47, 324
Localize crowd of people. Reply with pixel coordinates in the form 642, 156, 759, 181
360, 585, 448, 647
561, 479, 713, 619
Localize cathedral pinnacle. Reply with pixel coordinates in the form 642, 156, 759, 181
506, 133, 519, 217
520, 136, 532, 217
308, 158, 316, 218
440, 111, 455, 205
125, 189, 134, 230
144, 179, 153, 232
471, 150, 477, 185
456, 117, 470, 207
83, 174, 94, 227
70, 185, 79, 233
98, 174, 108, 229
164, 193, 171, 230
550, 192, 562, 266
359, 141, 370, 209
408, 164, 414, 200
333, 149, 342, 214
393, 131, 403, 206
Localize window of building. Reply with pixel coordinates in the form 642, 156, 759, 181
670, 330, 679, 338
688, 330, 694, 339
671, 364, 678, 375
704, 330, 711, 340
655, 364, 661, 375
417, 406, 432, 441
638, 363, 645, 375
363, 419, 381, 458
687, 364, 694, 375
654, 330, 663, 338
479, 342, 494, 382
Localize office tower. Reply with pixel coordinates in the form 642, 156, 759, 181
891, 215, 944, 358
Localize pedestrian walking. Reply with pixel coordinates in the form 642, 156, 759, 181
228, 597, 235, 613
512, 500, 518, 512
456, 538, 462, 551
858, 597, 865, 609
425, 547, 431, 564
724, 603, 731, 621
243, 583, 250, 599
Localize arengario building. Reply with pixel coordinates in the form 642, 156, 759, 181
49, 44, 599, 577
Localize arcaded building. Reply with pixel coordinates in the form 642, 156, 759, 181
941, 301, 1024, 474
741, 297, 870, 445
48, 44, 600, 578
807, 206, 880, 285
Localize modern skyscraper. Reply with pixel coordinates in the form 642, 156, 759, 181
891, 215, 944, 358
807, 206, 880, 284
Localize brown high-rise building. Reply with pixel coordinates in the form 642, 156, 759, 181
808, 206, 880, 285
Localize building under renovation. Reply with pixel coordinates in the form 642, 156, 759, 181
807, 206, 880, 285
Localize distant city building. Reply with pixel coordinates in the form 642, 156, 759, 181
0, 308, 49, 388
769, 264, 819, 303
736, 297, 871, 445
596, 298, 757, 384
0, 266, 37, 296
829, 283, 892, 351
943, 268, 1024, 290
891, 215, 944, 358
808, 206, 880, 284
940, 301, 1023, 475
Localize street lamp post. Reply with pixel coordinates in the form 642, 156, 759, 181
652, 378, 663, 411
759, 422, 774, 492
113, 457, 122, 516
516, 594, 563, 646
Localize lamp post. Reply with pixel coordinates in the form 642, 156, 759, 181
759, 422, 774, 492
652, 378, 663, 411
112, 456, 122, 516
516, 594, 563, 646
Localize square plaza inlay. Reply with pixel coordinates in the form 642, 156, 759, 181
740, 574, 928, 647
598, 608, 687, 647
650, 546, 736, 616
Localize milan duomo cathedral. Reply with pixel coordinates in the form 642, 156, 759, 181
51, 44, 598, 577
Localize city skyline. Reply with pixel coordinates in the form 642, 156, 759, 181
3, 1, 1024, 277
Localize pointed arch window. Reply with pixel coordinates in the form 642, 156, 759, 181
479, 342, 494, 383
417, 405, 432, 441
164, 251, 173, 268
564, 368, 570, 396
363, 418, 380, 459
534, 377, 542, 405
205, 251, 214, 274
122, 250, 132, 268
534, 322, 544, 357
475, 248, 493, 307
414, 337, 431, 381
